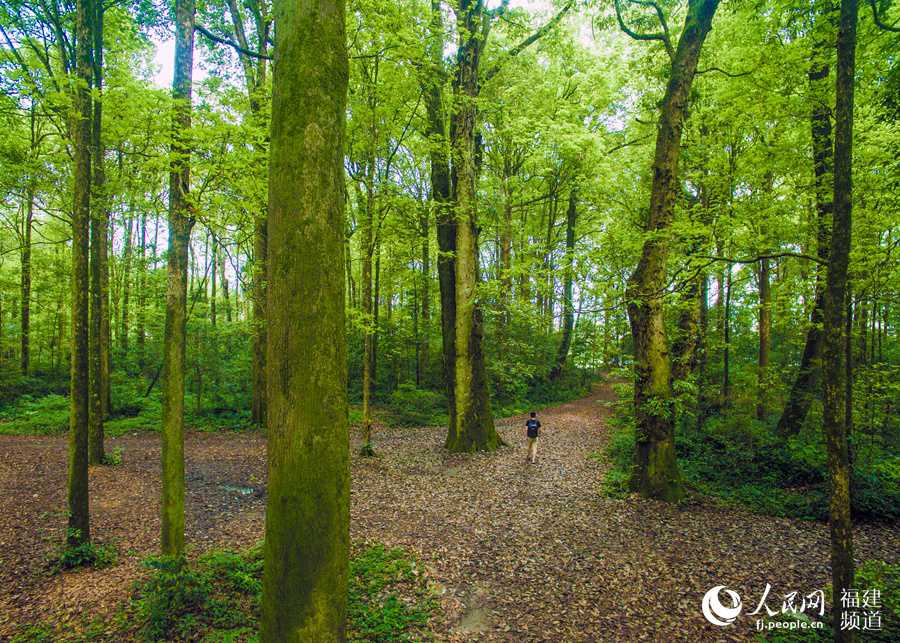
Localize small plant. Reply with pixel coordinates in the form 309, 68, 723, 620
135, 556, 211, 641
49, 537, 117, 572
102, 447, 124, 466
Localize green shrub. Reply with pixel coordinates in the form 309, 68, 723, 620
124, 542, 436, 642
0, 394, 69, 435
49, 539, 117, 572
387, 384, 447, 427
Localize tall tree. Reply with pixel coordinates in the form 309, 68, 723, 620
67, 0, 94, 546
160, 0, 196, 557
550, 186, 577, 379
260, 0, 349, 638
776, 13, 834, 436
622, 0, 720, 501
824, 0, 857, 637
88, 0, 107, 464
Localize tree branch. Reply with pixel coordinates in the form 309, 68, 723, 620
194, 23, 271, 60
483, 1, 574, 83
614, 0, 675, 60
867, 0, 900, 31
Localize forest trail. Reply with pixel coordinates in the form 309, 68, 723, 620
0, 380, 897, 641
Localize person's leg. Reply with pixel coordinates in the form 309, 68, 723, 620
528, 437, 537, 463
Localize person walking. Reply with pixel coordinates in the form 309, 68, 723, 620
526, 411, 541, 464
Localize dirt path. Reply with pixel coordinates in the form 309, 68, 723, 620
0, 382, 897, 640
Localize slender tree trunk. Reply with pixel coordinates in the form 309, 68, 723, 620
361, 155, 375, 454
210, 236, 217, 326
756, 256, 771, 420
218, 240, 231, 322
550, 187, 577, 380
137, 210, 147, 372
672, 270, 701, 384
825, 0, 856, 637
722, 267, 732, 406
419, 208, 430, 383
88, 0, 107, 464
121, 212, 134, 354
160, 0, 195, 558
251, 216, 267, 426
776, 28, 833, 436
625, 0, 719, 501
68, 0, 93, 546
20, 186, 33, 375
696, 273, 710, 427
261, 0, 349, 637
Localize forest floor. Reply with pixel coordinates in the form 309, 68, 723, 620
0, 381, 897, 641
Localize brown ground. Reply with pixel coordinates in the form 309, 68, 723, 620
0, 382, 897, 641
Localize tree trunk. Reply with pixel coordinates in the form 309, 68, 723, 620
824, 0, 856, 637
423, 0, 458, 438
218, 239, 231, 323
88, 0, 107, 464
672, 271, 701, 384
361, 153, 375, 454
137, 210, 147, 372
160, 0, 195, 558
210, 235, 217, 326
756, 256, 771, 420
251, 215, 267, 426
121, 212, 134, 354
776, 26, 833, 436
550, 187, 577, 380
444, 0, 498, 452
722, 267, 732, 406
68, 0, 93, 546
20, 186, 33, 375
260, 0, 349, 637
625, 0, 720, 502
418, 208, 430, 384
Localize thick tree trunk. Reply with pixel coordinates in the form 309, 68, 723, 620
825, 0, 856, 637
756, 256, 771, 420
260, 0, 349, 637
444, 0, 498, 452
550, 187, 577, 380
625, 0, 720, 502
423, 0, 457, 437
68, 0, 93, 546
776, 34, 833, 436
160, 0, 195, 558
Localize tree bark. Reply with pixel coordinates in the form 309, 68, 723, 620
121, 212, 134, 353
756, 256, 771, 420
160, 0, 195, 558
251, 217, 267, 426
625, 0, 720, 502
68, 0, 93, 546
444, 0, 499, 452
260, 0, 349, 637
825, 0, 856, 637
20, 186, 33, 375
137, 210, 147, 372
88, 0, 107, 464
550, 187, 577, 380
776, 25, 833, 436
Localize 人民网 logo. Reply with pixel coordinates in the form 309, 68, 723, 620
702, 585, 743, 626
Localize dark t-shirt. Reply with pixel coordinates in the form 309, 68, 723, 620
526, 418, 541, 438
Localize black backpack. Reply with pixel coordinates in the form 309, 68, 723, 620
526, 419, 540, 438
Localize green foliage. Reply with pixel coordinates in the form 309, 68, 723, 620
0, 394, 69, 435
49, 540, 117, 572
601, 383, 898, 522
348, 543, 437, 642
386, 384, 447, 427
102, 447, 124, 466
118, 543, 436, 642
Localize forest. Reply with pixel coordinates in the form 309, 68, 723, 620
0, 0, 897, 640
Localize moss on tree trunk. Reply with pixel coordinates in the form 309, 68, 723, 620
160, 0, 195, 558
260, 0, 350, 639
625, 0, 720, 502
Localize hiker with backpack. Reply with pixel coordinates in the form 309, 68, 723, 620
525, 411, 541, 464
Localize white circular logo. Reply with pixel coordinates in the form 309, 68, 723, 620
702, 585, 742, 626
